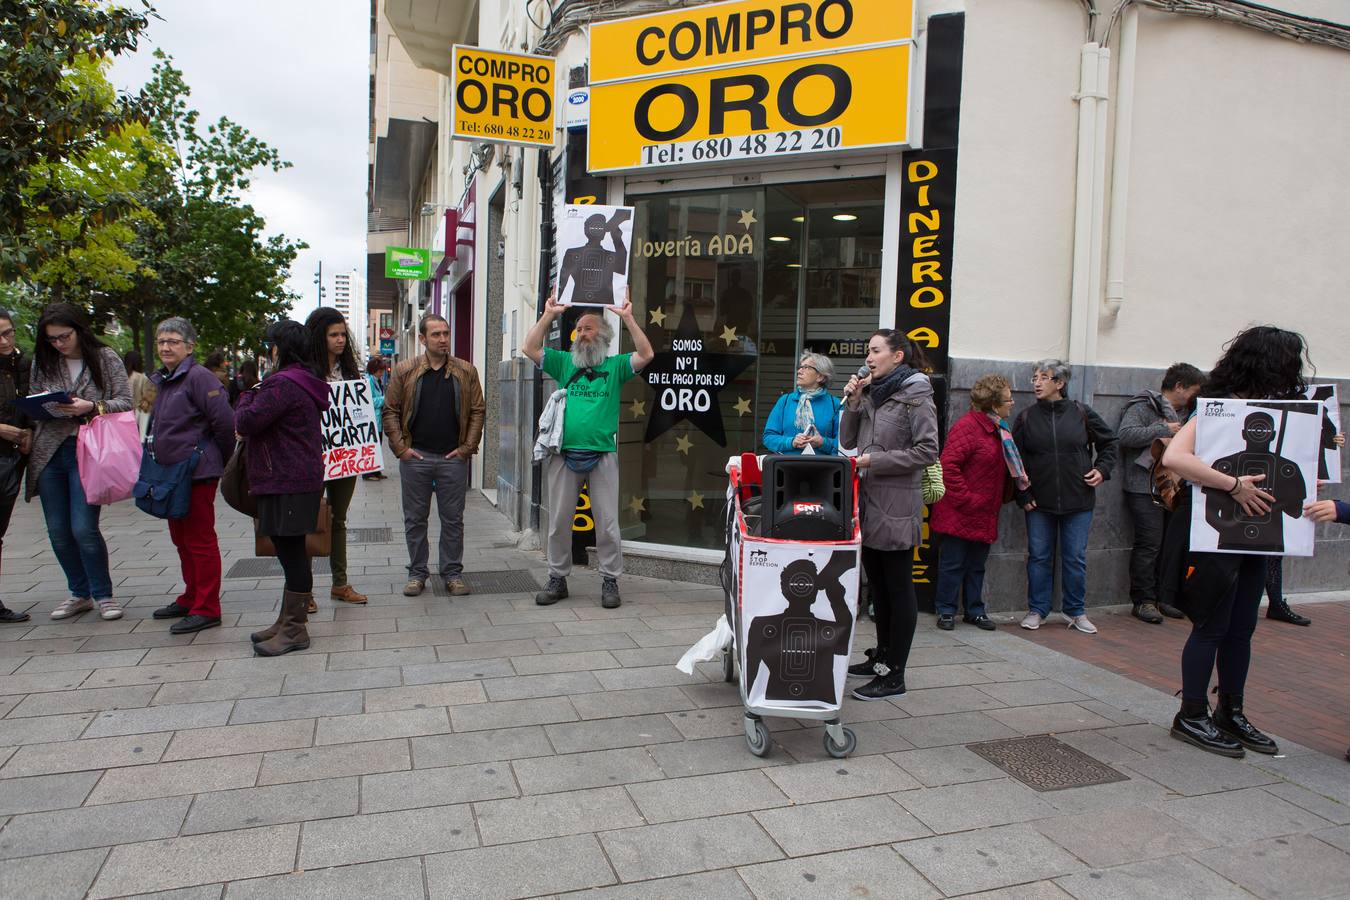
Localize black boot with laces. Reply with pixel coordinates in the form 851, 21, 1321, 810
1213, 692, 1278, 755
1170, 698, 1244, 758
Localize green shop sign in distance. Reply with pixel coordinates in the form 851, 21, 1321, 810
385, 247, 431, 280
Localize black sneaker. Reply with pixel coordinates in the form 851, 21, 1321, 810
535, 576, 567, 606
851, 672, 907, 701
963, 614, 997, 631
601, 577, 621, 609
847, 647, 884, 679
170, 615, 221, 635
936, 614, 955, 631
153, 602, 189, 620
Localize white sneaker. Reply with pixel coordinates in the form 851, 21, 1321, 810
1019, 611, 1043, 630
1067, 614, 1098, 634
97, 599, 123, 621
51, 597, 93, 620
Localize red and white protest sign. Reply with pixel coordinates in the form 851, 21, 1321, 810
322, 379, 384, 480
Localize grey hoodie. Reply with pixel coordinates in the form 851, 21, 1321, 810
1116, 389, 1178, 495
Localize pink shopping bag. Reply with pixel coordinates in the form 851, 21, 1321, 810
77, 411, 143, 505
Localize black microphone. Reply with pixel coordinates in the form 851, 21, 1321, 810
843, 364, 869, 399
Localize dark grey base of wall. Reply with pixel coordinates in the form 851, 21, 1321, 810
946, 357, 1350, 610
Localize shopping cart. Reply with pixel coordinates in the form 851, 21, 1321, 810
719, 452, 861, 758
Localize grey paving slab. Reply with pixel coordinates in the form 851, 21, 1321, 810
258, 738, 411, 785
361, 681, 487, 712
594, 665, 706, 691
1250, 753, 1350, 807
571, 685, 698, 720
987, 702, 1120, 734
324, 645, 439, 670
2, 732, 171, 777
1034, 805, 1217, 869
81, 699, 235, 738
544, 713, 684, 753
534, 634, 639, 654
427, 638, 540, 660
753, 794, 930, 856
5, 684, 158, 718
887, 745, 1009, 787
162, 719, 314, 761
315, 706, 451, 744
961, 881, 1077, 899
896, 777, 1060, 834
0, 712, 94, 746
882, 710, 1021, 748
737, 845, 940, 900
0, 847, 108, 900
625, 770, 792, 824
599, 813, 782, 882
402, 658, 516, 685
664, 704, 759, 740
181, 775, 358, 834
88, 823, 300, 898
361, 761, 518, 813
86, 754, 262, 805
229, 690, 364, 725
978, 678, 1094, 707
556, 870, 754, 899
0, 671, 90, 695
0, 770, 101, 815
774, 719, 917, 761
897, 822, 1084, 897
1054, 854, 1255, 900
512, 650, 621, 675
85, 661, 213, 685
1053, 728, 1151, 766
1316, 824, 1350, 854
648, 734, 783, 778
476, 785, 645, 845
14, 649, 147, 673
0, 795, 190, 859
225, 857, 425, 900
411, 726, 555, 768
482, 670, 605, 701
1263, 782, 1350, 826
513, 747, 666, 795
299, 804, 477, 869
1161, 787, 1336, 846
425, 833, 616, 899
763, 753, 920, 803
209, 655, 328, 681
889, 684, 1006, 717
448, 696, 578, 731
1120, 747, 1279, 797
903, 662, 994, 689
280, 666, 402, 695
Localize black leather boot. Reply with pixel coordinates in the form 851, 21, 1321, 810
1170, 698, 1244, 758
1213, 692, 1278, 755
1266, 597, 1311, 626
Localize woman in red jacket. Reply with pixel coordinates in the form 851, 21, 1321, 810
930, 375, 1028, 630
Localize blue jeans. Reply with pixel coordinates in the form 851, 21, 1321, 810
1025, 508, 1093, 617
935, 535, 992, 618
38, 437, 113, 600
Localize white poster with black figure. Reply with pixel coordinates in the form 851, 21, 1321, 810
739, 541, 858, 710
555, 204, 632, 307
1304, 384, 1342, 484
1191, 398, 1322, 557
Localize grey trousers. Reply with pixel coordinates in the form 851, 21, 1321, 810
545, 452, 622, 579
399, 456, 468, 580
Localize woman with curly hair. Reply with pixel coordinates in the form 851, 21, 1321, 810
1161, 325, 1310, 757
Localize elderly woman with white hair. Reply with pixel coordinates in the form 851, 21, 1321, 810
762, 352, 842, 455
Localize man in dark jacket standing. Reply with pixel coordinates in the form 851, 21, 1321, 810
382, 314, 485, 598
1116, 363, 1203, 623
1013, 360, 1119, 634
0, 309, 32, 623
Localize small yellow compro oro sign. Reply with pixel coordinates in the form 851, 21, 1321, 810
589, 0, 914, 173
451, 45, 556, 148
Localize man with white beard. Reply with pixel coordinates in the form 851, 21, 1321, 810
523, 291, 654, 608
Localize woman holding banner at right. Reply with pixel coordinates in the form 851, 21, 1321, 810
305, 307, 368, 608
1160, 325, 1310, 757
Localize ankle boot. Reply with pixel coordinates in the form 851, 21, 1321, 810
250, 592, 288, 644
254, 590, 311, 657
1170, 698, 1244, 758
1213, 692, 1278, 754
1266, 597, 1311, 626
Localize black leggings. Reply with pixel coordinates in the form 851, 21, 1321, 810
272, 535, 313, 594
1180, 554, 1266, 701
1264, 556, 1283, 603
861, 546, 918, 674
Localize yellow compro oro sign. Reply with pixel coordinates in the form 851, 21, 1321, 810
450, 45, 556, 148
589, 0, 914, 173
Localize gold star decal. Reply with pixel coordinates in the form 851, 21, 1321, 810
628, 495, 646, 515
734, 397, 752, 416
648, 307, 667, 327
737, 209, 757, 230
629, 399, 646, 419
720, 325, 739, 346
687, 491, 705, 510
675, 433, 693, 455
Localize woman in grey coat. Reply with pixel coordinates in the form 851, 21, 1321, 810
840, 329, 940, 701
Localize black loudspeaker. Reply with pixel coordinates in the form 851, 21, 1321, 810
761, 455, 852, 541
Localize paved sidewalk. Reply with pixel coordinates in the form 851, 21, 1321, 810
0, 463, 1347, 898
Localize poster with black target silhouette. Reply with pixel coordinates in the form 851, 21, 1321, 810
1304, 384, 1342, 483
555, 204, 633, 307
1191, 398, 1322, 556
739, 542, 859, 709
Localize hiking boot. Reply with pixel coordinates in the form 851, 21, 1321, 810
936, 614, 955, 631
331, 585, 368, 605
50, 597, 93, 620
1213, 692, 1278, 755
254, 590, 312, 657
251, 592, 285, 644
170, 615, 221, 635
851, 671, 907, 701
535, 575, 567, 606
1266, 597, 1311, 626
601, 577, 622, 609
847, 647, 887, 679
403, 579, 426, 597
1019, 611, 1043, 630
1158, 602, 1185, 619
964, 614, 997, 631
446, 577, 471, 597
1132, 603, 1164, 624
1066, 613, 1098, 634
153, 602, 189, 620
1171, 699, 1244, 758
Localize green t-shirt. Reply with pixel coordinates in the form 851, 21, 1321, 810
542, 347, 637, 452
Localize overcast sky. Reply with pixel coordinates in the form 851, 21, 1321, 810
109, 0, 368, 321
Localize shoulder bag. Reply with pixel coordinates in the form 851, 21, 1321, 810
221, 440, 258, 517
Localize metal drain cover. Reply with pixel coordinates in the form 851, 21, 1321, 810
225, 557, 331, 579
348, 527, 393, 543
430, 569, 540, 596
966, 735, 1128, 792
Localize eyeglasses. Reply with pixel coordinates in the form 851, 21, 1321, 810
797, 364, 820, 373
46, 330, 76, 345
156, 338, 188, 348
0, 328, 15, 341
1031, 373, 1059, 383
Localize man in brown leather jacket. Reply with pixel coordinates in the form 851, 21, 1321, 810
382, 314, 485, 597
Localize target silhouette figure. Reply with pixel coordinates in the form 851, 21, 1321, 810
558, 209, 630, 306
1203, 411, 1307, 553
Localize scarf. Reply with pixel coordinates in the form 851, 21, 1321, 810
794, 387, 823, 433
989, 412, 1030, 491
868, 365, 918, 408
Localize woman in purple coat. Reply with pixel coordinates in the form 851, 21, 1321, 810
237, 321, 330, 657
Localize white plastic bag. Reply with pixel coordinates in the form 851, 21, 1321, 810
676, 614, 733, 674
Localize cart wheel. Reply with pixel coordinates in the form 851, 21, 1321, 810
824, 726, 857, 759
722, 647, 735, 683
745, 718, 771, 757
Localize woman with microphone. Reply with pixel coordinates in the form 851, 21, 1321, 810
840, 330, 939, 700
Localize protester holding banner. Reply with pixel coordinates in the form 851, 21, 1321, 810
306, 307, 370, 606
762, 352, 841, 455
1160, 325, 1311, 757
362, 356, 387, 481
238, 321, 330, 656
0, 308, 33, 623
27, 303, 132, 622
840, 329, 939, 701
142, 318, 236, 633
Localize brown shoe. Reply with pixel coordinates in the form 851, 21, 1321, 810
403, 579, 426, 597
254, 590, 312, 657
331, 584, 368, 605
446, 577, 471, 597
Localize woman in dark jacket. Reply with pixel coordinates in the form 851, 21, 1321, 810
237, 321, 331, 657
840, 329, 940, 701
1013, 360, 1118, 635
0, 308, 32, 623
931, 374, 1026, 632
146, 318, 236, 634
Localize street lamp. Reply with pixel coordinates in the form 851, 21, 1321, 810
313, 261, 325, 305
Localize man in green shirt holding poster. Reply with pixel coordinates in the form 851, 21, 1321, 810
524, 292, 654, 608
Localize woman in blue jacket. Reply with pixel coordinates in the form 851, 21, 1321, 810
762, 352, 841, 455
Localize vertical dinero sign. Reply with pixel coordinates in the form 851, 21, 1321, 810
451, 46, 555, 147
588, 0, 914, 172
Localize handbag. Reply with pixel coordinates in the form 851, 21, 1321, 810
133, 441, 205, 520
220, 440, 257, 517
921, 461, 945, 505
254, 498, 332, 558
77, 411, 143, 505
